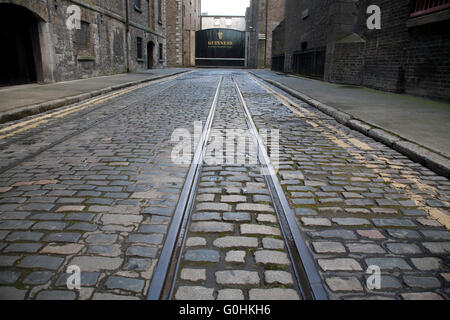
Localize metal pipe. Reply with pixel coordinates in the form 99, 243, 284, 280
264, 0, 269, 68
125, 0, 130, 72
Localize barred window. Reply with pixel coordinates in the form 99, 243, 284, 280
74, 21, 94, 57
75, 21, 90, 51
135, 0, 142, 11
158, 0, 162, 23
137, 37, 143, 59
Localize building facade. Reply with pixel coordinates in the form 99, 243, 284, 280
245, 0, 285, 69
272, 0, 450, 101
0, 0, 168, 87
201, 15, 246, 31
166, 0, 201, 67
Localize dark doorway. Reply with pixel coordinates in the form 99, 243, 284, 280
147, 42, 155, 69
0, 4, 43, 86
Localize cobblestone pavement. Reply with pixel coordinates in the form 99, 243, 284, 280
235, 74, 450, 300
0, 73, 186, 170
0, 69, 449, 300
173, 76, 300, 301
0, 71, 219, 300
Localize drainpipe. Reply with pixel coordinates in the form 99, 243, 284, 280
264, 0, 269, 68
125, 0, 130, 72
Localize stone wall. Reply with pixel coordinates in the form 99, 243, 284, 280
0, 0, 167, 84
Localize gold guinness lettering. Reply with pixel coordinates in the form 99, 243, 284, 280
208, 41, 233, 46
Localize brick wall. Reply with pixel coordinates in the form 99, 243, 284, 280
283, 0, 331, 54
246, 0, 285, 69
265, 0, 285, 68
405, 19, 450, 100
328, 41, 365, 85
166, 0, 200, 67
354, 0, 410, 93
272, 20, 285, 57
356, 0, 450, 100
273, 0, 450, 100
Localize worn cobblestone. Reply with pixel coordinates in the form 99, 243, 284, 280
1, 71, 449, 300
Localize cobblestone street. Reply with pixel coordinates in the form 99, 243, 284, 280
0, 70, 449, 300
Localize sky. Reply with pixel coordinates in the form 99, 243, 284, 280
201, 0, 251, 16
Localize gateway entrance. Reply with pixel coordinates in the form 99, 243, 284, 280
195, 28, 245, 67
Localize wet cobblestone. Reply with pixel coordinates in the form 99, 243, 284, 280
236, 74, 450, 300
0, 70, 449, 300
173, 76, 300, 300
0, 72, 220, 300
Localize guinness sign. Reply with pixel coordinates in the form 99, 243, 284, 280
196, 28, 245, 67
208, 31, 233, 48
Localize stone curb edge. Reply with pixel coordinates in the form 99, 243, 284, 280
249, 72, 450, 180
0, 70, 190, 125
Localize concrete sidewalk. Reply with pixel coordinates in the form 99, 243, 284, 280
252, 70, 450, 159
0, 68, 190, 123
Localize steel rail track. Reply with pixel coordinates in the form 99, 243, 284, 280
147, 76, 223, 300
232, 76, 329, 301
147, 74, 327, 301
0, 77, 182, 176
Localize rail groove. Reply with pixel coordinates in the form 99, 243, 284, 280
147, 76, 224, 300
232, 76, 328, 300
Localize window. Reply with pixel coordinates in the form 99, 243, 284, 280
301, 42, 308, 51
158, 0, 162, 23
74, 21, 94, 57
137, 37, 143, 59
159, 43, 163, 61
75, 21, 91, 51
134, 0, 142, 11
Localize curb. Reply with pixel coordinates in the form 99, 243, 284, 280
0, 70, 190, 124
250, 72, 450, 180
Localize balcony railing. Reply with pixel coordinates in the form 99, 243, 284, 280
411, 0, 450, 17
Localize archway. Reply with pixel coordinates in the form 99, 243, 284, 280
147, 42, 155, 69
0, 4, 45, 86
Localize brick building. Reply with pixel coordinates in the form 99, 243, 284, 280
0, 0, 167, 87
245, 0, 285, 69
272, 0, 450, 101
166, 0, 201, 67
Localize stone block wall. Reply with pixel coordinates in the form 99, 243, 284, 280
0, 0, 167, 84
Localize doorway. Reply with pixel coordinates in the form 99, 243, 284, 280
0, 4, 44, 86
147, 41, 155, 69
